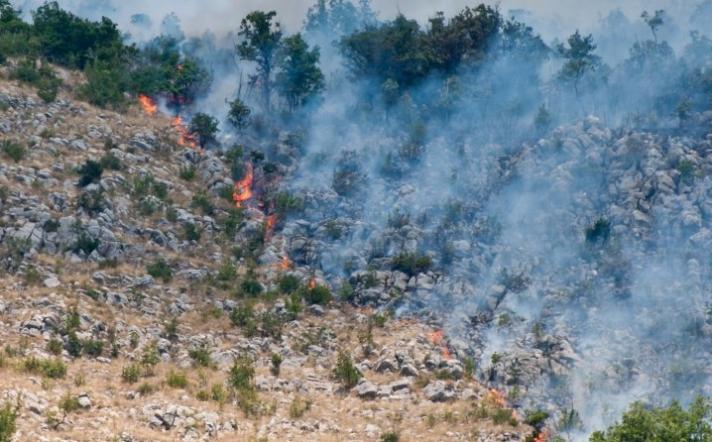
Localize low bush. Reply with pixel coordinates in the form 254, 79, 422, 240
166, 370, 188, 389
121, 364, 140, 384
333, 351, 360, 390
146, 259, 172, 282
1, 140, 25, 163
0, 402, 18, 441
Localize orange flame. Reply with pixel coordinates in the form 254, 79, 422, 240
171, 116, 199, 149
279, 256, 292, 271
308, 278, 317, 289
138, 94, 157, 115
427, 329, 452, 360
264, 214, 277, 242
487, 389, 507, 408
232, 163, 254, 208
533, 429, 549, 442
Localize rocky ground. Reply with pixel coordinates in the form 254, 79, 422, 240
0, 78, 535, 441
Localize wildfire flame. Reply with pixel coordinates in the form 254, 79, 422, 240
171, 116, 199, 149
427, 329, 452, 360
487, 388, 507, 408
308, 278, 317, 289
232, 162, 254, 208
138, 94, 157, 115
264, 213, 277, 242
279, 255, 292, 271
533, 430, 549, 442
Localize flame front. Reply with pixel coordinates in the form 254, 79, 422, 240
138, 94, 157, 115
171, 116, 198, 149
232, 162, 254, 208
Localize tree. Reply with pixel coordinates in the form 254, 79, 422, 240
237, 11, 282, 111
641, 10, 665, 43
32, 1, 124, 68
227, 98, 252, 130
189, 113, 219, 148
589, 396, 712, 442
557, 31, 600, 96
276, 34, 324, 108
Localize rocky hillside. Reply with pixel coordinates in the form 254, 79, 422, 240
0, 79, 535, 441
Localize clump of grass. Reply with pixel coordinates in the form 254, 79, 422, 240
166, 370, 188, 389
146, 259, 172, 283
121, 363, 141, 384
22, 357, 66, 379
1, 140, 25, 163
288, 395, 312, 419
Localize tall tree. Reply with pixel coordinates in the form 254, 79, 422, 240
641, 9, 665, 43
557, 31, 600, 96
237, 11, 282, 111
189, 113, 219, 148
276, 34, 324, 109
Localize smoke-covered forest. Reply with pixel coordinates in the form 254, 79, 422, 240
2, 0, 712, 440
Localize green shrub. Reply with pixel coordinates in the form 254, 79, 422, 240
333, 351, 361, 390
288, 395, 312, 419
77, 189, 107, 215
585, 218, 611, 245
589, 396, 712, 442
491, 408, 517, 426
37, 78, 59, 102
1, 140, 25, 163
146, 259, 172, 283
270, 353, 283, 376
188, 346, 213, 368
183, 223, 202, 242
179, 165, 196, 181
230, 305, 255, 328
47, 339, 63, 355
58, 393, 80, 413
23, 265, 41, 285
0, 401, 18, 442
228, 357, 255, 391
99, 152, 122, 171
137, 382, 157, 396
23, 357, 66, 379
380, 432, 400, 442
166, 370, 188, 389
302, 284, 332, 305
390, 252, 432, 276
239, 278, 263, 297
211, 383, 227, 403
222, 208, 244, 238
71, 230, 99, 254
82, 339, 104, 357
191, 192, 214, 215
278, 275, 300, 294
77, 160, 103, 187
121, 364, 141, 384
78, 61, 127, 110
216, 262, 237, 282
66, 331, 83, 357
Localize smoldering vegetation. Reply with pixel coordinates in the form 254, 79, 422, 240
4, 0, 712, 439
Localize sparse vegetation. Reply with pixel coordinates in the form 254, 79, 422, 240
146, 259, 172, 282
333, 351, 361, 390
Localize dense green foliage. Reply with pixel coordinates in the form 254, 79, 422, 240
276, 34, 324, 108
0, 401, 17, 442
589, 397, 712, 441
